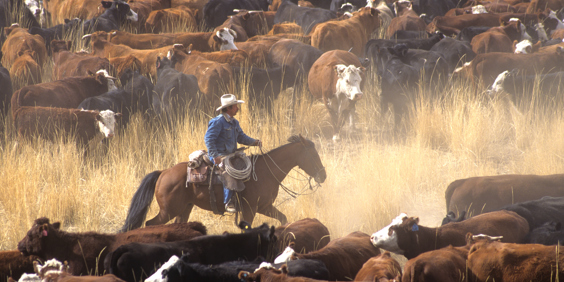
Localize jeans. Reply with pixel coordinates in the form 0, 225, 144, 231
210, 155, 232, 204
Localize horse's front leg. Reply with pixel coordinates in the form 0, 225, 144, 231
260, 205, 288, 225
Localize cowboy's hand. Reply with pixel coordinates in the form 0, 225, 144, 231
254, 140, 262, 147
214, 156, 222, 165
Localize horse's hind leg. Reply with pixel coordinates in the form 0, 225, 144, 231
145, 210, 174, 227
175, 203, 194, 223
260, 205, 288, 225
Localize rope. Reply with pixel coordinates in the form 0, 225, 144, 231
223, 152, 253, 180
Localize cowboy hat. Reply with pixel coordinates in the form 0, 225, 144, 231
216, 94, 245, 111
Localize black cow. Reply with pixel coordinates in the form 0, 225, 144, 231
154, 56, 199, 123
203, 0, 269, 28
78, 89, 130, 124
0, 51, 13, 114
120, 69, 154, 116
525, 221, 564, 245
29, 18, 81, 54
487, 69, 564, 106
231, 65, 296, 111
365, 32, 445, 59
390, 30, 429, 39
496, 196, 564, 231
441, 211, 466, 225
81, 0, 138, 33
104, 222, 277, 282
411, 0, 465, 24
0, 0, 40, 29
456, 26, 490, 42
429, 37, 475, 72
274, 0, 338, 34
163, 255, 330, 282
375, 44, 448, 127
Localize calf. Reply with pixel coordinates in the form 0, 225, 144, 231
370, 211, 529, 259
51, 40, 110, 80
104, 223, 277, 282
286, 231, 381, 281
308, 50, 365, 141
354, 251, 401, 282
274, 0, 338, 34
17, 217, 206, 276
467, 236, 564, 281
154, 56, 200, 121
14, 107, 122, 145
311, 7, 380, 56
162, 255, 330, 282
11, 70, 116, 116
526, 221, 564, 245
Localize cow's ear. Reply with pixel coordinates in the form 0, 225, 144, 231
238, 271, 250, 279
465, 232, 474, 245
334, 64, 346, 75
229, 28, 237, 39
115, 112, 122, 119
212, 34, 222, 43
101, 1, 113, 9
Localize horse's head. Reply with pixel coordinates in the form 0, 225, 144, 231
289, 135, 326, 183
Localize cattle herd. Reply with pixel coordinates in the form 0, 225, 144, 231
2, 0, 564, 279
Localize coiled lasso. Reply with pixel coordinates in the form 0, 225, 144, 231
223, 152, 254, 180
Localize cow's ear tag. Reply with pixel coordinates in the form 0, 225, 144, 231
411, 224, 419, 232
42, 230, 48, 236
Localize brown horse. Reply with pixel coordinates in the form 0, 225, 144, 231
120, 135, 326, 231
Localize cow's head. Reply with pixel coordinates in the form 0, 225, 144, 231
273, 245, 295, 264
507, 18, 532, 41
487, 70, 510, 94
101, 0, 138, 22
471, 5, 487, 14
96, 110, 122, 138
370, 213, 408, 254
213, 27, 238, 51
514, 39, 533, 54
335, 64, 364, 101
18, 218, 61, 256
93, 69, 117, 90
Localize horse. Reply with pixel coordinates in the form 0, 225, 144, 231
120, 135, 326, 231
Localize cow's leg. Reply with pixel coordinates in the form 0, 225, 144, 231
174, 203, 194, 223
259, 205, 288, 225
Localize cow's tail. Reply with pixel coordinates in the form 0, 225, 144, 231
119, 170, 162, 232
444, 179, 465, 213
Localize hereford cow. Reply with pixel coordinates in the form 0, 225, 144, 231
370, 211, 529, 259
14, 107, 122, 144
470, 20, 529, 54
308, 50, 365, 141
144, 6, 199, 33
310, 7, 379, 56
203, 0, 269, 28
274, 0, 338, 34
17, 217, 206, 276
0, 251, 37, 282
1, 24, 47, 68
387, 1, 427, 39
354, 251, 402, 282
11, 70, 116, 116
445, 174, 564, 217
51, 40, 110, 80
467, 235, 564, 281
276, 231, 381, 281
161, 255, 330, 282
273, 218, 331, 256
104, 223, 276, 282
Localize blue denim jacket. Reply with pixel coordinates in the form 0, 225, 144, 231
205, 113, 256, 159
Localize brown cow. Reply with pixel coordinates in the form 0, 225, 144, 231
274, 218, 331, 256
387, 1, 426, 39
308, 50, 364, 141
401, 244, 472, 282
185, 44, 249, 66
30, 259, 125, 282
10, 50, 42, 90
239, 265, 341, 282
267, 38, 322, 77
311, 7, 380, 56
108, 55, 143, 79
275, 232, 381, 281
144, 6, 199, 33
446, 174, 564, 217
0, 251, 38, 282
1, 25, 47, 68
128, 0, 172, 31
268, 22, 304, 35
105, 30, 178, 50
215, 10, 275, 42
169, 44, 233, 101
51, 40, 110, 80
14, 107, 122, 145
454, 47, 564, 87
354, 251, 402, 282
11, 70, 116, 116
471, 20, 528, 54
370, 211, 529, 259
17, 217, 206, 276
85, 32, 173, 78
426, 13, 506, 36
234, 37, 280, 67
467, 235, 564, 281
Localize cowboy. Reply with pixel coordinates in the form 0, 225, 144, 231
205, 94, 262, 213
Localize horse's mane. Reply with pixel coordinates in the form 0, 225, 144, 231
252, 135, 314, 157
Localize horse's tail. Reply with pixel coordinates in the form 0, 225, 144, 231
119, 170, 162, 232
